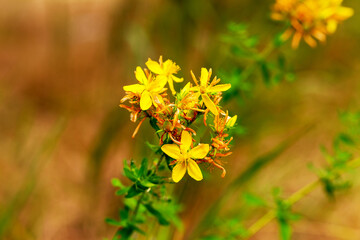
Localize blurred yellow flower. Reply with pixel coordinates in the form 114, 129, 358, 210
161, 131, 209, 183
190, 68, 231, 115
146, 56, 183, 95
271, 0, 354, 48
123, 67, 167, 110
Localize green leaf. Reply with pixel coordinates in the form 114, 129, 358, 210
124, 198, 137, 209
148, 175, 166, 184
335, 133, 355, 147
139, 158, 148, 178
125, 184, 143, 198
105, 218, 121, 226
274, 32, 286, 47
119, 207, 129, 221
123, 168, 137, 182
111, 178, 124, 188
130, 160, 137, 171
149, 117, 160, 131
144, 204, 170, 225
242, 193, 267, 207
129, 223, 145, 235
139, 180, 156, 188
146, 142, 161, 154
116, 187, 130, 196
116, 227, 133, 240
279, 220, 292, 240
285, 72, 295, 82
259, 61, 271, 86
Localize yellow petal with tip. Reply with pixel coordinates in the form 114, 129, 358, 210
202, 94, 218, 115
336, 7, 354, 21
146, 59, 163, 74
123, 84, 145, 93
207, 84, 231, 93
167, 77, 176, 95
135, 67, 147, 84
172, 161, 187, 183
189, 144, 209, 159
200, 68, 209, 87
140, 90, 152, 110
172, 75, 183, 83
187, 159, 203, 181
180, 131, 192, 152
161, 144, 182, 159
327, 19, 338, 34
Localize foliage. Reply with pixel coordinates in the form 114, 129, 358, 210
220, 22, 295, 104
108, 158, 181, 239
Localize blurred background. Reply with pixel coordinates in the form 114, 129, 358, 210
1, 0, 360, 239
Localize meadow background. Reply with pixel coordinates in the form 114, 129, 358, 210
1, 0, 360, 239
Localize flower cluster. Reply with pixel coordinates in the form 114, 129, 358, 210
271, 0, 354, 48
120, 56, 236, 182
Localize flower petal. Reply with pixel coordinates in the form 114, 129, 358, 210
200, 68, 209, 87
172, 75, 183, 83
291, 32, 302, 49
135, 67, 148, 84
140, 90, 153, 110
207, 84, 231, 93
335, 7, 354, 21
148, 75, 167, 92
123, 84, 145, 93
189, 144, 209, 159
187, 159, 203, 181
304, 35, 317, 48
146, 59, 163, 74
167, 77, 176, 95
190, 86, 200, 92
226, 115, 237, 128
161, 144, 182, 159
326, 19, 338, 34
180, 131, 192, 153
172, 161, 187, 183
179, 82, 190, 97
202, 94, 218, 115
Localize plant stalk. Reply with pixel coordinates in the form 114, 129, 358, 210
244, 158, 360, 239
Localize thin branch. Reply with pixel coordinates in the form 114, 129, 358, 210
244, 158, 360, 239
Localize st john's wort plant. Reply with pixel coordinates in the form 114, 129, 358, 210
108, 57, 237, 239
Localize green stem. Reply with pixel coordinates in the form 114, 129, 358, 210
226, 40, 277, 101
285, 180, 320, 206
245, 180, 320, 238
244, 158, 360, 239
130, 155, 165, 224
155, 154, 165, 174
131, 192, 146, 222
246, 210, 276, 238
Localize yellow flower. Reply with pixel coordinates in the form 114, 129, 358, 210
161, 131, 209, 183
226, 114, 238, 128
176, 83, 201, 110
123, 67, 167, 110
271, 0, 354, 48
146, 56, 183, 95
190, 68, 231, 115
